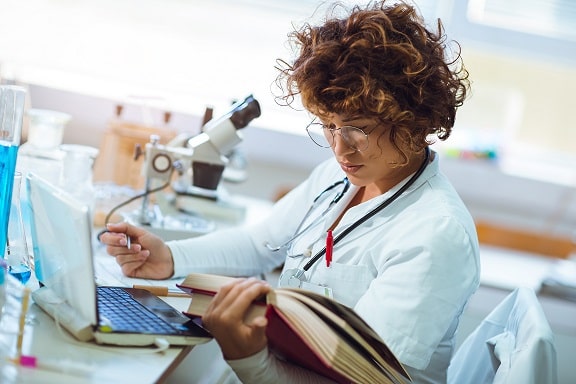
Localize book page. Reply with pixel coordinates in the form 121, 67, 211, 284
270, 292, 407, 384
269, 292, 367, 383
277, 288, 409, 382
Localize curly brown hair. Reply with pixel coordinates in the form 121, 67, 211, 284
275, 0, 470, 164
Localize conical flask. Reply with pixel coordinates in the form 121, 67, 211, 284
4, 172, 32, 285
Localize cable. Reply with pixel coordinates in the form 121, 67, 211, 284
154, 338, 170, 353
104, 180, 171, 226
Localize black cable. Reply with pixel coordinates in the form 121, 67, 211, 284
103, 180, 171, 227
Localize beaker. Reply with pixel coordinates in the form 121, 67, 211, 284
60, 144, 99, 215
4, 172, 32, 285
26, 108, 70, 150
0, 85, 26, 255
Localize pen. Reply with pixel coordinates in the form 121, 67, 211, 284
96, 229, 131, 250
133, 285, 191, 298
16, 288, 31, 360
326, 230, 333, 268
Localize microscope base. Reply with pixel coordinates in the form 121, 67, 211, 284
123, 211, 216, 241
139, 224, 210, 241
174, 194, 246, 223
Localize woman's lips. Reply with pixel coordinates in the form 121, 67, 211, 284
340, 162, 362, 174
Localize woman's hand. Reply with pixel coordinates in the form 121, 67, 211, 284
203, 278, 271, 360
98, 222, 174, 279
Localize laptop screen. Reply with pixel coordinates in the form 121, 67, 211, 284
26, 172, 98, 325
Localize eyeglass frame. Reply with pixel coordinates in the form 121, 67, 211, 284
305, 119, 371, 152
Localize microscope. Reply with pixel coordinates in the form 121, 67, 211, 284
128, 95, 261, 239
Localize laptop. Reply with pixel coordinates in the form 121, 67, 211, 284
26, 172, 212, 347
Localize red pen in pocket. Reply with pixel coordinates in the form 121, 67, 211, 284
326, 230, 333, 267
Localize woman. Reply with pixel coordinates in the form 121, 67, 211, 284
101, 1, 479, 382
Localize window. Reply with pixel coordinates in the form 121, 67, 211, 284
441, 0, 576, 184
467, 0, 576, 43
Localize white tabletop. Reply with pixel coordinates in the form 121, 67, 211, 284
0, 300, 193, 384
0, 288, 195, 384
0, 245, 202, 384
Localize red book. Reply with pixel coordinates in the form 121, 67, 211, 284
177, 273, 411, 384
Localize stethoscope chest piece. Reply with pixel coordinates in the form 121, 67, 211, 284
278, 268, 307, 288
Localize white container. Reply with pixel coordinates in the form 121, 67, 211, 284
26, 108, 71, 150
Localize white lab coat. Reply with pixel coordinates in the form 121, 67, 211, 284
447, 288, 558, 384
168, 152, 480, 384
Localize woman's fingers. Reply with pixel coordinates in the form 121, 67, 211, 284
202, 278, 271, 359
100, 222, 146, 252
208, 278, 268, 320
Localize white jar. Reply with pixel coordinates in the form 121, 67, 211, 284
26, 108, 70, 150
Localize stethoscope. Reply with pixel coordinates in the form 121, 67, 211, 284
264, 177, 350, 253
278, 147, 431, 288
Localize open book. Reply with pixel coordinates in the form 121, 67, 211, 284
177, 273, 411, 384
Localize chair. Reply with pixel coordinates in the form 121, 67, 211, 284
447, 287, 558, 384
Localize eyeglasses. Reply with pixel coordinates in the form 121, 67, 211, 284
306, 120, 370, 152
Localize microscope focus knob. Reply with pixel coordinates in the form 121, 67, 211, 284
152, 153, 172, 174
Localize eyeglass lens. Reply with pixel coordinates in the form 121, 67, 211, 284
306, 123, 369, 151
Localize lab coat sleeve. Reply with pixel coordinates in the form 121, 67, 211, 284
167, 158, 344, 279
226, 348, 337, 384
168, 226, 275, 278
167, 187, 316, 278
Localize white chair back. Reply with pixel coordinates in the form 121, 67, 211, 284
447, 287, 557, 384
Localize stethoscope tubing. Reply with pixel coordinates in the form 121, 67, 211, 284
265, 178, 350, 252
300, 147, 431, 272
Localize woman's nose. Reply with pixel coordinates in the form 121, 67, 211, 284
331, 131, 356, 154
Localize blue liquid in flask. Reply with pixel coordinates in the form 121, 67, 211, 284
0, 144, 18, 254
8, 263, 31, 284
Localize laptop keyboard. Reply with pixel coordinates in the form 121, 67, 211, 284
97, 286, 177, 334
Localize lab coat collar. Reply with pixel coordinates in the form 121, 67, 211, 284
324, 151, 440, 225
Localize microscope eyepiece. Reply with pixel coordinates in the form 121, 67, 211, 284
229, 95, 261, 130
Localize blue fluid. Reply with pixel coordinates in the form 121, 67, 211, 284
0, 144, 19, 256
8, 263, 31, 285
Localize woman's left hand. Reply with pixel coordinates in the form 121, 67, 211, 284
202, 278, 271, 360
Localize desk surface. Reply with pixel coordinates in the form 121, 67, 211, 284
0, 296, 194, 384
479, 244, 557, 291
0, 249, 202, 384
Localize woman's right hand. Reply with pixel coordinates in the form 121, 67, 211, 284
98, 222, 175, 279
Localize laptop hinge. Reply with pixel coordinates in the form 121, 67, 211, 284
32, 287, 95, 341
